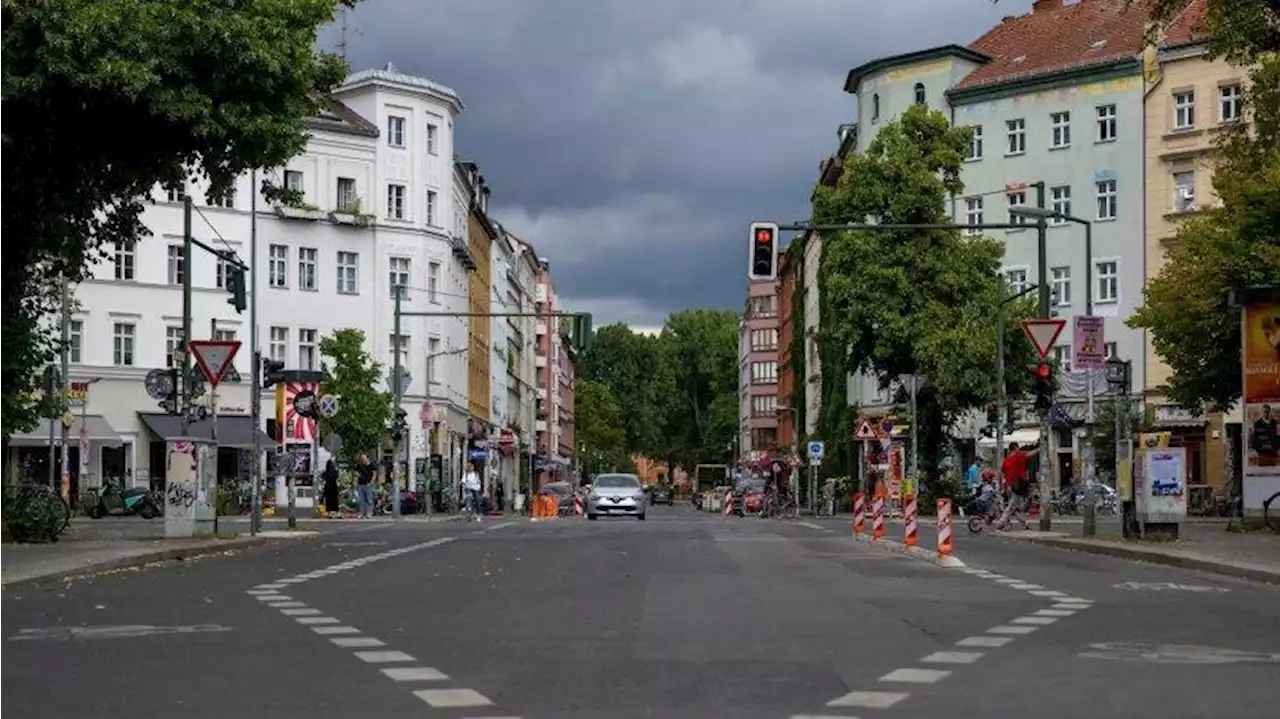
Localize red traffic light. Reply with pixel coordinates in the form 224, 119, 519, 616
755, 228, 773, 244
1035, 362, 1052, 379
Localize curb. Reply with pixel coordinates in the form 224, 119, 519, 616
2, 536, 273, 589
1020, 536, 1280, 585
851, 533, 966, 568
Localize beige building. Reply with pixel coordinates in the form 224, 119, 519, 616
1142, 4, 1247, 492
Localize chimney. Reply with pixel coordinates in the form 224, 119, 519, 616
1032, 0, 1060, 10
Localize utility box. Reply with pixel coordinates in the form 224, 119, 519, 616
164, 438, 217, 538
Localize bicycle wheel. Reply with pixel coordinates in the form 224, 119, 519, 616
1264, 492, 1280, 534
967, 515, 984, 534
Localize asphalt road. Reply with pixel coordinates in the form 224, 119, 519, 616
4, 505, 1278, 719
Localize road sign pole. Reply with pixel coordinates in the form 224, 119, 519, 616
392, 291, 403, 520
210, 319, 220, 535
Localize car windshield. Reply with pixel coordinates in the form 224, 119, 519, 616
594, 474, 640, 489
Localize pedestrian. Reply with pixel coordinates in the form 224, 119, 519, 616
462, 462, 482, 522
355, 454, 376, 518
322, 459, 340, 518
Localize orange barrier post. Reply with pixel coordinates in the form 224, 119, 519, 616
532, 495, 542, 518
723, 490, 733, 517
904, 493, 918, 547
852, 492, 865, 536
872, 496, 885, 540
937, 498, 953, 557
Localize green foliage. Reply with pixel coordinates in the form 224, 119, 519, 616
1, 0, 358, 441
1127, 0, 1280, 412
574, 379, 629, 472
812, 104, 1037, 485
319, 329, 393, 467
660, 309, 741, 469
579, 324, 674, 456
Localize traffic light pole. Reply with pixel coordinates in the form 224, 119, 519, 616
996, 283, 1041, 485
249, 169, 262, 536
181, 196, 194, 435
1033, 183, 1054, 532
392, 291, 404, 519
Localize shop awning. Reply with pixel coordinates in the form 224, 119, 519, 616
977, 428, 1041, 448
7, 415, 122, 447
138, 412, 274, 450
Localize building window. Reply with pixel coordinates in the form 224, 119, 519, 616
1005, 268, 1030, 296
1173, 171, 1197, 212
69, 320, 83, 363
428, 261, 440, 302
390, 257, 410, 300
872, 93, 880, 122
967, 126, 983, 160
1050, 185, 1071, 225
1105, 342, 1118, 359
114, 241, 135, 281
167, 244, 184, 285
1006, 190, 1028, 225
268, 244, 288, 288
166, 184, 183, 203
298, 247, 318, 291
1095, 260, 1119, 304
285, 170, 304, 193
113, 323, 135, 366
211, 187, 235, 209
387, 115, 406, 147
1051, 266, 1071, 307
752, 394, 778, 417
336, 177, 357, 212
215, 254, 229, 289
1006, 118, 1026, 155
214, 328, 236, 343
1095, 179, 1117, 220
427, 124, 439, 155
913, 82, 925, 104
269, 327, 288, 363
1173, 90, 1196, 129
1052, 344, 1073, 374
390, 333, 410, 369
964, 197, 984, 235
1095, 104, 1117, 142
427, 337, 441, 384
1219, 84, 1241, 122
1050, 111, 1071, 148
337, 251, 358, 294
387, 184, 406, 220
750, 361, 778, 385
426, 190, 438, 227
165, 326, 184, 368
750, 328, 778, 352
298, 328, 317, 370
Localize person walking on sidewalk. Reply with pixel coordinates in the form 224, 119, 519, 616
322, 459, 341, 518
355, 455, 376, 518
462, 462, 482, 522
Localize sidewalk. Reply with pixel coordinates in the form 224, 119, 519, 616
994, 522, 1280, 585
2, 533, 268, 588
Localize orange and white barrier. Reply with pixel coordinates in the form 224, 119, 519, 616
937, 498, 953, 557
532, 495, 559, 519
904, 494, 918, 547
574, 494, 585, 517
852, 492, 865, 536
723, 490, 734, 516
872, 496, 884, 540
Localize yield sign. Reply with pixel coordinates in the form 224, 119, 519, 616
1020, 318, 1066, 359
188, 340, 241, 388
854, 418, 879, 441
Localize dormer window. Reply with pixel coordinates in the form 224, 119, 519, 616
872, 93, 880, 122
914, 83, 925, 105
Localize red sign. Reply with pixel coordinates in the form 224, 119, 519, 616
188, 340, 241, 388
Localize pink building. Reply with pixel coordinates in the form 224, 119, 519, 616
534, 261, 575, 485
738, 279, 780, 456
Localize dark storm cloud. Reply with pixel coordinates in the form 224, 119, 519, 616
330, 0, 1032, 328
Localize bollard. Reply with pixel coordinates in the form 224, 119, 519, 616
872, 496, 885, 540
904, 494, 918, 547
723, 490, 733, 517
853, 492, 865, 536
937, 498, 953, 557
574, 493, 585, 517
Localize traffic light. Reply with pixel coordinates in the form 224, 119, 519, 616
390, 407, 408, 442
572, 313, 594, 353
262, 355, 286, 389
226, 265, 247, 314
985, 403, 999, 426
748, 222, 779, 281
1031, 361, 1055, 411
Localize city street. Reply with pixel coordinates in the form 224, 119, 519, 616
4, 504, 1278, 719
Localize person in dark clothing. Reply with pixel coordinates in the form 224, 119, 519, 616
322, 460, 341, 517
355, 454, 376, 518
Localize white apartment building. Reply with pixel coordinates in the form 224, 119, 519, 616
26, 64, 475, 491
490, 227, 542, 499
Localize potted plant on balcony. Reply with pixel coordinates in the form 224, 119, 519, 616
328, 197, 375, 228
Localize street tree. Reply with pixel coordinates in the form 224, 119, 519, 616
1, 0, 359, 441
812, 103, 1036, 484
659, 309, 740, 470
319, 329, 393, 467
579, 324, 675, 457
573, 379, 630, 473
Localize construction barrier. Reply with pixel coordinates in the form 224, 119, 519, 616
872, 496, 885, 540
532, 495, 559, 519
904, 494, 918, 547
937, 498, 953, 557
852, 492, 865, 536
723, 490, 733, 517
573, 494, 585, 517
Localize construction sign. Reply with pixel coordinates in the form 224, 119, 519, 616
854, 417, 879, 441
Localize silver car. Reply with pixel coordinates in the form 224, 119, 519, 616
587, 473, 646, 520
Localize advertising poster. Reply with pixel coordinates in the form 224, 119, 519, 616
1073, 315, 1106, 371
1243, 301, 1280, 476
1142, 447, 1186, 522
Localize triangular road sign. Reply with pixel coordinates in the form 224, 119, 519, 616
854, 418, 878, 441
1020, 318, 1066, 359
189, 339, 242, 388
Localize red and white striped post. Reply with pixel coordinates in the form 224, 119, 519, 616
872, 496, 885, 540
574, 493, 585, 517
937, 498, 954, 557
903, 493, 918, 547
852, 492, 865, 536
723, 489, 733, 517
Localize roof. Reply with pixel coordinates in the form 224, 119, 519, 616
1160, 0, 1209, 46
302, 98, 379, 138
340, 62, 465, 114
843, 44, 990, 94
952, 0, 1152, 92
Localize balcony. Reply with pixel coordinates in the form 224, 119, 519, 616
535, 419, 547, 433
535, 321, 548, 336
535, 353, 547, 368
535, 284, 548, 303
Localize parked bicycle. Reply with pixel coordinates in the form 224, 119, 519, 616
3, 482, 71, 542
1264, 491, 1280, 534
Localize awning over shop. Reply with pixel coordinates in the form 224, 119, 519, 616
7, 415, 122, 447
138, 412, 274, 450
977, 428, 1041, 448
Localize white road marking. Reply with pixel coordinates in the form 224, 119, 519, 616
312, 626, 361, 635
381, 667, 449, 681
1012, 616, 1059, 626
246, 589, 281, 595
254, 584, 286, 590
1029, 590, 1066, 597
332, 637, 386, 648
921, 651, 984, 664
296, 617, 341, 625
1034, 609, 1076, 617
413, 688, 494, 708
957, 636, 1013, 648
354, 650, 416, 663
1056, 597, 1092, 604
988, 625, 1039, 635
880, 668, 951, 683
267, 601, 307, 608
828, 690, 909, 708
1053, 602, 1093, 610
1009, 583, 1043, 590
280, 608, 322, 616
254, 594, 290, 602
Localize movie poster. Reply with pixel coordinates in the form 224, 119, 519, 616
1243, 301, 1280, 476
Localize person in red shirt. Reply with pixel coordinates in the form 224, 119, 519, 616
1001, 443, 1026, 487
996, 443, 1032, 530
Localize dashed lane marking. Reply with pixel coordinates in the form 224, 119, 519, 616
413, 688, 495, 708
920, 651, 984, 665
879, 668, 952, 684
332, 637, 385, 648
827, 690, 910, 709
354, 650, 416, 663
383, 667, 448, 681
956, 636, 1013, 648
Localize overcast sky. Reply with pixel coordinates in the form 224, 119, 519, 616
327, 0, 1033, 331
